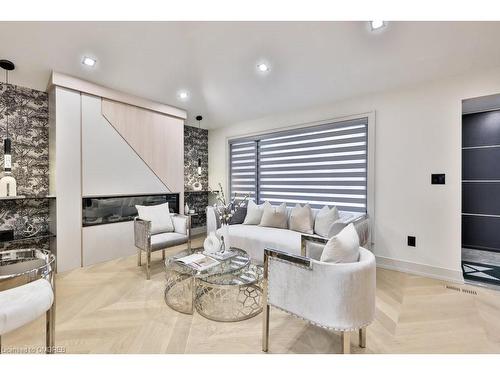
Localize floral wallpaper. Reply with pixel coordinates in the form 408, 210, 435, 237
0, 83, 49, 196
184, 124, 209, 228
0, 198, 50, 240
0, 83, 50, 242
184, 124, 208, 191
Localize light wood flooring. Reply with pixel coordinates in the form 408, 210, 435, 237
3, 236, 500, 354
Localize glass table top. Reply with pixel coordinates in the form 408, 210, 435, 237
165, 247, 260, 286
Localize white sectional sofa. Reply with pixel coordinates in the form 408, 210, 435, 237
206, 206, 370, 263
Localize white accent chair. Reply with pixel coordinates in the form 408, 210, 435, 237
134, 214, 191, 280
0, 249, 56, 354
0, 279, 55, 353
262, 235, 376, 354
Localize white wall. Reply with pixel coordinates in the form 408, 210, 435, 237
81, 94, 168, 196
209, 66, 500, 282
50, 87, 82, 272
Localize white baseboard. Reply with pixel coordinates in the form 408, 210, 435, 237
375, 255, 464, 284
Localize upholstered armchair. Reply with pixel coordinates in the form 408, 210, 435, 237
134, 214, 191, 279
262, 235, 376, 354
0, 249, 56, 354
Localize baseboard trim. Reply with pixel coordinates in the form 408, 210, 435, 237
376, 255, 464, 284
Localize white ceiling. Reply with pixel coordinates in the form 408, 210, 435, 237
1, 21, 500, 128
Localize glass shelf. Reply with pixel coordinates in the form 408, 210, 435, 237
0, 232, 56, 245
0, 195, 56, 201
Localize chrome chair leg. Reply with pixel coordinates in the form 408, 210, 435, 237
341, 332, 351, 354
262, 302, 270, 352
45, 306, 55, 354
146, 250, 151, 280
262, 251, 270, 352
137, 249, 142, 266
359, 327, 366, 348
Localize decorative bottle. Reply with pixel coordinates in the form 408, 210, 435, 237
0, 138, 16, 197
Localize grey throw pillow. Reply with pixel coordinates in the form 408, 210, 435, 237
229, 207, 247, 225
259, 203, 288, 229
314, 205, 340, 237
320, 223, 360, 263
289, 204, 314, 234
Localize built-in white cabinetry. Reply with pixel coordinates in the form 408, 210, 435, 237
49, 87, 82, 272
48, 73, 186, 272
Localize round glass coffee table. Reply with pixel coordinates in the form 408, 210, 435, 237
164, 247, 263, 322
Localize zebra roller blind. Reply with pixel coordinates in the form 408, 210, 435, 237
229, 140, 258, 201
229, 117, 368, 212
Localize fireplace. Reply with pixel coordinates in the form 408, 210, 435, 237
82, 193, 179, 227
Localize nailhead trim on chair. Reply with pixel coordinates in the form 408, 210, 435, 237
267, 257, 373, 332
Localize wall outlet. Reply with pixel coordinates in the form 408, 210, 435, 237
407, 236, 416, 247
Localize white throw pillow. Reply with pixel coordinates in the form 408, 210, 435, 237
243, 200, 270, 225
259, 202, 288, 229
289, 204, 314, 234
136, 203, 174, 234
320, 223, 360, 263
314, 205, 340, 237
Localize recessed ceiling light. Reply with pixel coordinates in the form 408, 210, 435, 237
178, 91, 189, 100
257, 63, 270, 73
370, 21, 386, 31
82, 56, 96, 67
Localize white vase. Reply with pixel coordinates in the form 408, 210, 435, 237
0, 172, 17, 197
203, 232, 220, 253
220, 224, 231, 251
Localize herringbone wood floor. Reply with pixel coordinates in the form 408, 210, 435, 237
3, 236, 500, 353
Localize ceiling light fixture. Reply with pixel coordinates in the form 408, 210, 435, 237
82, 56, 96, 67
257, 63, 270, 73
370, 21, 386, 31
178, 91, 189, 100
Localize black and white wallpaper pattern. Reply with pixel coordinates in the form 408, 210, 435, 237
184, 125, 209, 228
0, 83, 49, 196
0, 83, 50, 242
184, 125, 208, 191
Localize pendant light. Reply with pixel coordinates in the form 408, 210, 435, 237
0, 60, 14, 173
196, 115, 203, 176
0, 59, 17, 197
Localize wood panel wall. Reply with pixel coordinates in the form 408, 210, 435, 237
101, 99, 184, 195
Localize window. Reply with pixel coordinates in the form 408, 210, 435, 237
229, 117, 368, 212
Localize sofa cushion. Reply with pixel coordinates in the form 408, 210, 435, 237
243, 200, 270, 225
320, 223, 360, 263
289, 204, 314, 234
314, 205, 340, 237
136, 203, 174, 234
259, 202, 288, 229
218, 224, 301, 263
151, 232, 188, 250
